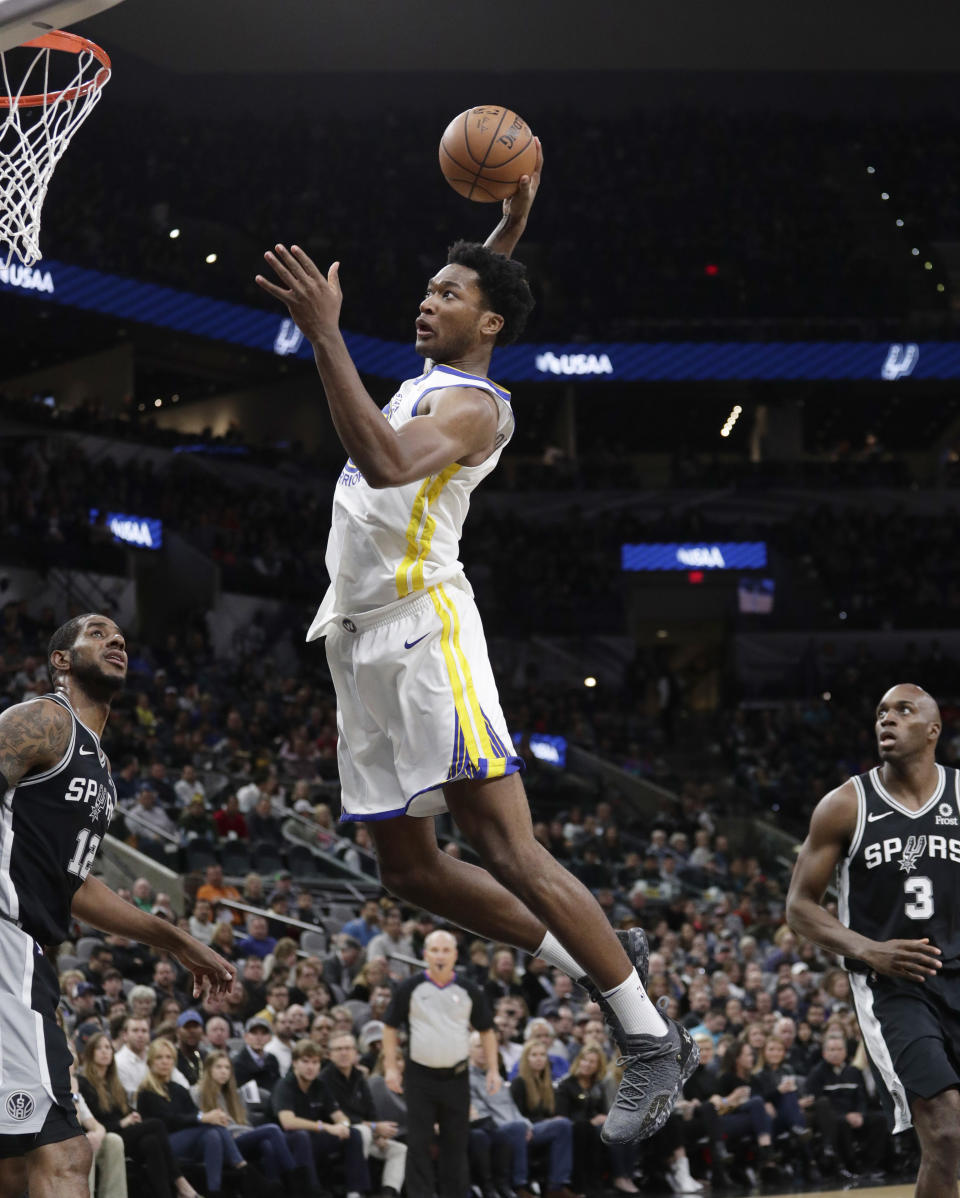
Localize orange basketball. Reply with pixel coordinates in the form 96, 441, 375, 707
439, 106, 537, 203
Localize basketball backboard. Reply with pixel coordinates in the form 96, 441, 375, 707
0, 0, 123, 51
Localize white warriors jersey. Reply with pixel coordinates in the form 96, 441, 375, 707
307, 364, 514, 640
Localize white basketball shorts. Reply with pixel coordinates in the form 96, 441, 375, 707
324, 582, 523, 821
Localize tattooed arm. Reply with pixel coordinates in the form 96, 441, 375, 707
0, 697, 72, 789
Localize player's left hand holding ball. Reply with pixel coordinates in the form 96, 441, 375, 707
256, 243, 342, 344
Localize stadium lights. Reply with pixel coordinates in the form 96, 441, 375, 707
896, 219, 904, 227
584, 676, 597, 688
172, 394, 180, 403
205, 253, 218, 264
154, 398, 162, 407
911, 247, 920, 256
938, 283, 946, 292
925, 261, 933, 270
169, 228, 180, 239
720, 404, 743, 438
866, 165, 875, 174
881, 192, 889, 200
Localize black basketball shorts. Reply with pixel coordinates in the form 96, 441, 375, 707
0, 920, 80, 1155
850, 967, 960, 1132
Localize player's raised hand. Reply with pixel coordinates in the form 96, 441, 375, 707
501, 136, 543, 224
863, 936, 942, 981
256, 243, 342, 343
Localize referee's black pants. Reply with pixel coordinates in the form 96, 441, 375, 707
406, 1060, 471, 1198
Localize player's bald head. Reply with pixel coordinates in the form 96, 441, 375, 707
878, 683, 941, 726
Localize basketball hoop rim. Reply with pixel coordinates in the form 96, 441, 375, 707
0, 29, 111, 109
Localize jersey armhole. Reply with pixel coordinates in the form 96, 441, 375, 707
845, 774, 867, 862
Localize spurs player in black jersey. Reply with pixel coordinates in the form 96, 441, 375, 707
0, 613, 236, 1198
788, 683, 960, 1198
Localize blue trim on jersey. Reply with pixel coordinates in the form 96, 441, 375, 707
410, 382, 502, 419
426, 363, 511, 404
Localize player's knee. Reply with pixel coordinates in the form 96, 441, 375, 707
924, 1114, 960, 1162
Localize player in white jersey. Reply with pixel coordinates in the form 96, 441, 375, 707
256, 149, 697, 1144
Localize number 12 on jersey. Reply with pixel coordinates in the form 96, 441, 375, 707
904, 875, 934, 920
67, 828, 101, 881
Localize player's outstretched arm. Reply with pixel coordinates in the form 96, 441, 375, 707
256, 244, 497, 486
0, 697, 72, 790
786, 783, 942, 981
484, 137, 543, 259
71, 875, 236, 997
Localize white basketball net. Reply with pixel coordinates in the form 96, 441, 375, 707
0, 35, 110, 268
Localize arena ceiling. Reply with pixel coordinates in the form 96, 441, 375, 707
77, 0, 960, 75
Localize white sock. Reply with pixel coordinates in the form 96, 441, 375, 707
535, 930, 585, 979
602, 969, 668, 1037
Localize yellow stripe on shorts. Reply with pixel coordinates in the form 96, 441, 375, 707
430, 584, 507, 777
395, 465, 460, 598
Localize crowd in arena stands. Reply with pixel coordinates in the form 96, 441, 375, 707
58, 870, 919, 1198
0, 590, 933, 1193
43, 102, 956, 338
7, 431, 960, 636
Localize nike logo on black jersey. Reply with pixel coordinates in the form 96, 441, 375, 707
78, 746, 95, 756
404, 634, 429, 650
868, 811, 893, 822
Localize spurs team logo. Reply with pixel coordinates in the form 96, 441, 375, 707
899, 835, 927, 874
5, 1092, 35, 1121
936, 802, 959, 827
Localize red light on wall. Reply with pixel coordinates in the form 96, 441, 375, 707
688, 571, 704, 584
704, 264, 719, 276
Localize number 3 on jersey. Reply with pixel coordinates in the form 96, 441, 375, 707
904, 875, 934, 920
67, 827, 101, 880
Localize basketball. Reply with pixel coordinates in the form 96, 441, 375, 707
439, 105, 537, 203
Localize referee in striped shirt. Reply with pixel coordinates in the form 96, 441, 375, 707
383, 929, 501, 1198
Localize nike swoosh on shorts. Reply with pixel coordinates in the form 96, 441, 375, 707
404, 634, 429, 650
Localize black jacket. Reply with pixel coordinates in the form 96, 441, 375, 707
232, 1046, 281, 1090
320, 1063, 376, 1124
554, 1075, 607, 1123
137, 1081, 203, 1131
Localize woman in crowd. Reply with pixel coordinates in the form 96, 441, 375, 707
210, 921, 238, 961
136, 1038, 253, 1198
555, 1045, 636, 1197
79, 1032, 201, 1198
194, 1050, 313, 1193
504, 1041, 577, 1197
511, 1018, 569, 1082
752, 1035, 817, 1179
347, 956, 390, 1002
713, 1036, 781, 1182
265, 937, 298, 982
153, 997, 184, 1038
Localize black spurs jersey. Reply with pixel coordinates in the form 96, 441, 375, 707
838, 764, 960, 971
0, 693, 116, 944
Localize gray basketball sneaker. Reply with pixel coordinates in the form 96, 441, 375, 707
582, 927, 651, 1054
601, 1016, 699, 1144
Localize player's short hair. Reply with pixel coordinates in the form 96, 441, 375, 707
446, 240, 534, 345
47, 613, 98, 684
